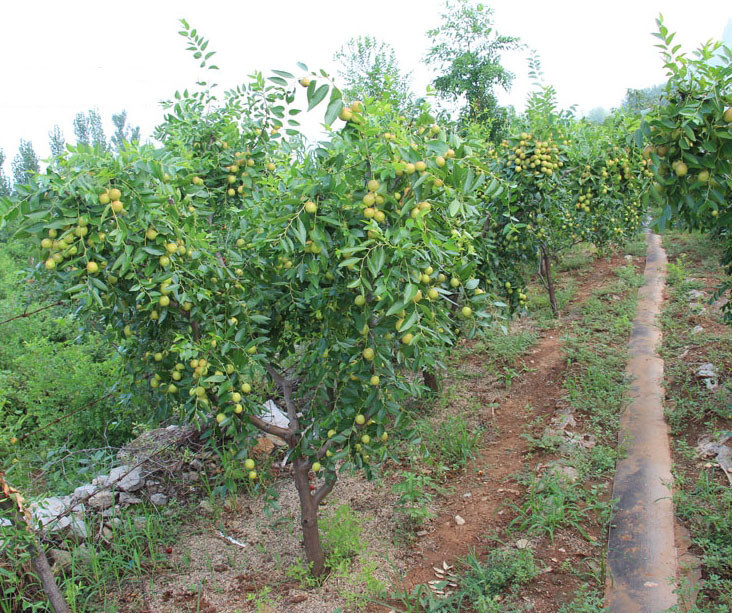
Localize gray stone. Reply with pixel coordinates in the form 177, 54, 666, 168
182, 471, 199, 482
145, 479, 164, 494
688, 289, 706, 300
692, 325, 704, 335
119, 493, 143, 506
69, 516, 88, 540
546, 462, 580, 483
30, 497, 87, 539
31, 496, 73, 530
88, 490, 115, 510
71, 484, 97, 504
132, 516, 148, 530
92, 474, 110, 488
108, 465, 144, 492
198, 500, 214, 515
100, 505, 118, 518
150, 493, 169, 506
697, 363, 718, 390
50, 548, 72, 572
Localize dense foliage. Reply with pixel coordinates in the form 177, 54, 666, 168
640, 17, 732, 313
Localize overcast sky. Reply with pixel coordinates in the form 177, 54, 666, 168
1, 0, 730, 173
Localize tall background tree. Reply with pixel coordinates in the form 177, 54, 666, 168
0, 150, 11, 197
621, 84, 664, 115
586, 107, 609, 124
425, 0, 519, 140
48, 125, 66, 158
111, 110, 141, 152
73, 109, 108, 150
73, 112, 90, 146
334, 36, 415, 114
11, 140, 39, 188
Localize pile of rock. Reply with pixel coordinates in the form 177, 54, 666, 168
27, 425, 199, 544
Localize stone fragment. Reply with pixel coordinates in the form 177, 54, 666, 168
145, 479, 164, 494
108, 465, 144, 492
71, 484, 97, 504
132, 516, 148, 530
454, 515, 465, 526
697, 363, 718, 390
119, 493, 143, 506
49, 548, 72, 572
92, 474, 110, 488
88, 490, 115, 510
150, 493, 169, 506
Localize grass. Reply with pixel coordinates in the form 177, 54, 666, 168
659, 229, 732, 610
388, 547, 539, 612
509, 260, 643, 598
1, 502, 185, 613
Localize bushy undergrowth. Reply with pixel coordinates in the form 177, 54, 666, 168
0, 237, 160, 494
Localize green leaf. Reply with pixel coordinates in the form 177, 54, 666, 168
295, 217, 307, 246
308, 84, 330, 111
272, 70, 294, 79
400, 310, 418, 332
324, 98, 344, 126
385, 301, 405, 317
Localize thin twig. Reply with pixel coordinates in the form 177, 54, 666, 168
0, 301, 65, 327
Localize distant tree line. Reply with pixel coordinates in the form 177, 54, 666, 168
0, 109, 140, 196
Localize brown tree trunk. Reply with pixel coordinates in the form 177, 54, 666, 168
422, 369, 439, 393
31, 542, 72, 613
541, 245, 559, 318
293, 457, 327, 576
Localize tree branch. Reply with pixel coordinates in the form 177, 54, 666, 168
248, 414, 295, 446
313, 479, 335, 506
264, 363, 299, 431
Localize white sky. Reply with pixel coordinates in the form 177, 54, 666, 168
1, 0, 730, 172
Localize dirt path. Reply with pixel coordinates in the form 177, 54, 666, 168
393, 253, 631, 612
605, 232, 677, 611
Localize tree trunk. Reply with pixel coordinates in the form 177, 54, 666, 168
541, 245, 559, 318
293, 457, 326, 576
31, 542, 72, 613
422, 369, 439, 393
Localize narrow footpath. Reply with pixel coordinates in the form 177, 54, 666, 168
605, 232, 676, 612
